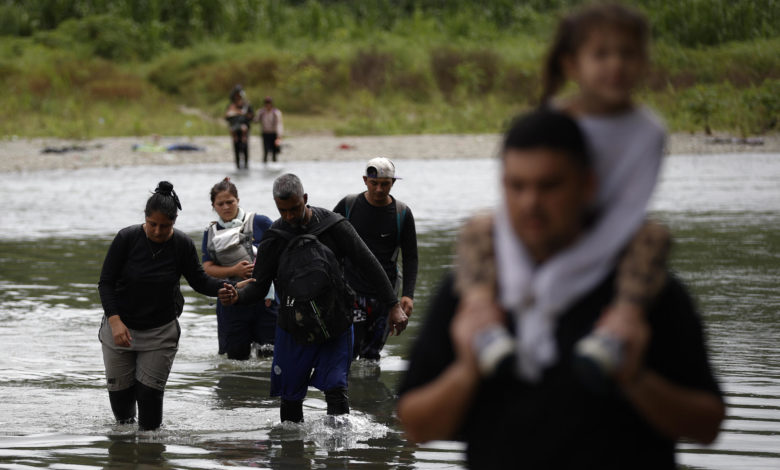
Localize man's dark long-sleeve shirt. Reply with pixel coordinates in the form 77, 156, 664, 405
333, 193, 418, 298
237, 206, 398, 314
98, 225, 226, 330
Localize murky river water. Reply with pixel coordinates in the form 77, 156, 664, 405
0, 154, 778, 469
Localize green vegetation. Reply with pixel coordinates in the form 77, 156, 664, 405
0, 0, 778, 138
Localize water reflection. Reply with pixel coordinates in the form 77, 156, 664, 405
105, 437, 167, 469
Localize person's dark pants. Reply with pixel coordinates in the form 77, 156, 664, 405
232, 126, 250, 169
217, 300, 278, 360
262, 132, 278, 163
352, 295, 390, 361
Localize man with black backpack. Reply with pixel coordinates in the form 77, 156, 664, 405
219, 173, 408, 423
334, 157, 418, 362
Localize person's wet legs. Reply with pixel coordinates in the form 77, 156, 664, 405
325, 387, 349, 415
240, 127, 249, 169
352, 297, 388, 361
135, 382, 164, 431
108, 385, 136, 424
262, 133, 276, 164
280, 398, 304, 423
233, 140, 242, 169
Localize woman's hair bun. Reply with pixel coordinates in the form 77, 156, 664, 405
155, 181, 174, 194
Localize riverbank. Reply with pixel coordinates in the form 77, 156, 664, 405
1, 132, 778, 173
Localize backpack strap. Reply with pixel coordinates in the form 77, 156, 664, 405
394, 199, 407, 245
344, 194, 359, 220
242, 212, 256, 259
389, 199, 408, 265
206, 221, 218, 261
309, 211, 344, 237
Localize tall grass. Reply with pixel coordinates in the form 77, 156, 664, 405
0, 0, 778, 138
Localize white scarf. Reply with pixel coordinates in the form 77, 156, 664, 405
494, 108, 665, 381
217, 207, 246, 229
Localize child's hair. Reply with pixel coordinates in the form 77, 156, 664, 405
210, 177, 238, 204
502, 109, 592, 170
145, 181, 182, 221
540, 2, 650, 105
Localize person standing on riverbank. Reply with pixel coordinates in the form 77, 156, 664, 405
225, 85, 254, 170
202, 177, 277, 360
333, 157, 418, 362
98, 181, 232, 431
218, 173, 408, 423
397, 110, 725, 469
256, 96, 283, 164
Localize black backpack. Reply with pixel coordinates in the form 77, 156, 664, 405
271, 215, 355, 344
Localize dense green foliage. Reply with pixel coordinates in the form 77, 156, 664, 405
0, 0, 777, 138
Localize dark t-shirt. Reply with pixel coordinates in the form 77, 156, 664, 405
98, 225, 227, 330
398, 272, 722, 470
333, 193, 418, 298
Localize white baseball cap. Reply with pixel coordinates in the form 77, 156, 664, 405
365, 157, 401, 179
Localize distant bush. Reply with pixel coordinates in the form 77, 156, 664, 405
350, 49, 393, 94
741, 79, 780, 133
431, 48, 501, 100
0, 3, 31, 36
34, 14, 155, 60
87, 78, 145, 100
643, 0, 780, 46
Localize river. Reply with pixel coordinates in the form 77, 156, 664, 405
0, 153, 778, 469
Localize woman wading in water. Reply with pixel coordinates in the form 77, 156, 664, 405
98, 181, 232, 430
201, 177, 278, 359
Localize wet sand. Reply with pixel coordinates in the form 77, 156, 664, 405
0, 132, 778, 173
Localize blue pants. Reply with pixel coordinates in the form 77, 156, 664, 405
270, 325, 353, 401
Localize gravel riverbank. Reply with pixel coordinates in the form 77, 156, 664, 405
1, 132, 777, 173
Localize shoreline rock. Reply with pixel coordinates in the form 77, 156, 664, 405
1, 132, 778, 173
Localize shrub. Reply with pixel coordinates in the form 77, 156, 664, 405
279, 64, 325, 113
0, 3, 32, 36
87, 78, 145, 100
682, 84, 719, 135
350, 49, 393, 94
57, 15, 149, 60
741, 79, 780, 133
431, 48, 500, 100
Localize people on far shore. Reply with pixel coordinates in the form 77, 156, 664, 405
202, 177, 278, 360
225, 85, 254, 170
256, 96, 283, 164
98, 181, 233, 431
334, 157, 418, 363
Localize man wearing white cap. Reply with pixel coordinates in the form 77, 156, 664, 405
334, 157, 418, 361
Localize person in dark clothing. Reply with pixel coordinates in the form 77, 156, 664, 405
225, 85, 254, 170
219, 174, 408, 423
333, 157, 418, 361
98, 181, 232, 431
396, 110, 725, 469
201, 177, 277, 359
